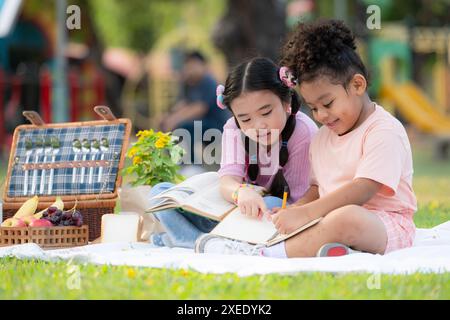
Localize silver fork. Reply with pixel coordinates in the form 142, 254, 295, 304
47, 137, 60, 195
31, 137, 44, 195
72, 139, 82, 184
97, 137, 109, 183
23, 138, 34, 195
89, 139, 100, 184
80, 139, 91, 184
39, 137, 52, 194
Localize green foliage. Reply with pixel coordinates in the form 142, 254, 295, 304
89, 0, 176, 52
121, 129, 185, 186
89, 0, 225, 53
362, 0, 450, 25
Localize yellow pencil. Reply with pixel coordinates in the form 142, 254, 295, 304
282, 186, 288, 209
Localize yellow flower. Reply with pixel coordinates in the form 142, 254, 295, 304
128, 146, 138, 157
133, 156, 142, 165
137, 129, 154, 139
145, 277, 154, 286
154, 132, 171, 149
429, 200, 440, 210
126, 268, 136, 279
155, 139, 166, 149
157, 132, 171, 141
180, 269, 189, 277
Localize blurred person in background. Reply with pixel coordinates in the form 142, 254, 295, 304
160, 50, 231, 172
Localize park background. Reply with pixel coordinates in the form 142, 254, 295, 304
0, 0, 449, 299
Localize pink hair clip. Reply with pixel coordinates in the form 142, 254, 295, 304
216, 84, 227, 109
279, 66, 297, 88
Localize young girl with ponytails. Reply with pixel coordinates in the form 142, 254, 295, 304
149, 57, 317, 255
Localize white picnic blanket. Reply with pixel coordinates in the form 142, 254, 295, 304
1, 221, 450, 276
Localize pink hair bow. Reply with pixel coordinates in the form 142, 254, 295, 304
216, 84, 227, 109
279, 66, 297, 88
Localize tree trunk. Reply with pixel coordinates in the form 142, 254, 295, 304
212, 0, 287, 68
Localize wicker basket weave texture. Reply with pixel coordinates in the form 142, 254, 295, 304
0, 225, 89, 248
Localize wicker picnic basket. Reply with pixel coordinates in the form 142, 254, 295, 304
1, 106, 132, 243
0, 225, 89, 248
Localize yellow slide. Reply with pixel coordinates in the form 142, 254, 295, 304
380, 82, 450, 135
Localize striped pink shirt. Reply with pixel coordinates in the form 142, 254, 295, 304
218, 112, 318, 203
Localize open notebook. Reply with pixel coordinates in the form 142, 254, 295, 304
145, 172, 321, 246
210, 208, 322, 246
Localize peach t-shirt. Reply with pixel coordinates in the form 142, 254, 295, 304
309, 104, 417, 213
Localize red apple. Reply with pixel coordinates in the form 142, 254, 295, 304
29, 219, 53, 228
14, 219, 28, 227
22, 216, 37, 226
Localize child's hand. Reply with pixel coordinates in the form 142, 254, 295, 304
237, 188, 269, 219
269, 206, 312, 235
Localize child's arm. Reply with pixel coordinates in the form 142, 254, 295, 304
306, 178, 381, 218
161, 102, 207, 131
219, 175, 244, 203
271, 178, 382, 234
291, 185, 319, 206
220, 175, 269, 218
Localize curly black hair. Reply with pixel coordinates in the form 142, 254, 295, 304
280, 19, 369, 87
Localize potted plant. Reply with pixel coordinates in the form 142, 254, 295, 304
122, 130, 185, 186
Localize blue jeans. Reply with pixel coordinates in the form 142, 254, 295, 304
149, 182, 283, 249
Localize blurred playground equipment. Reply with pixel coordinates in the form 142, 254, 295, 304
369, 24, 450, 158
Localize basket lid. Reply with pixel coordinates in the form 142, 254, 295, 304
2, 106, 132, 204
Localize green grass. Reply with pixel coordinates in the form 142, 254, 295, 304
0, 258, 448, 299
0, 137, 449, 300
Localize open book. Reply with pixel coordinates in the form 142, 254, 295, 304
145, 172, 238, 221
145, 171, 321, 246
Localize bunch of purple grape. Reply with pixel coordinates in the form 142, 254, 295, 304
42, 207, 84, 227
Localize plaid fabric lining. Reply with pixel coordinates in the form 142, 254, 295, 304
7, 124, 126, 197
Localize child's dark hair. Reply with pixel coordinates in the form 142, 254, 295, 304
222, 57, 301, 199
280, 19, 369, 87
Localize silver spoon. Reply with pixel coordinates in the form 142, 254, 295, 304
97, 137, 109, 183
23, 138, 33, 195
47, 137, 60, 195
39, 137, 52, 194
72, 139, 82, 184
88, 139, 100, 184
31, 137, 43, 195
80, 139, 91, 184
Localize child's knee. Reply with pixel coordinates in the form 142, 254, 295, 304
326, 206, 361, 226
149, 182, 175, 197
263, 196, 283, 209
322, 206, 364, 241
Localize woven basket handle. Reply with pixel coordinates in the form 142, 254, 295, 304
23, 111, 45, 126
94, 106, 117, 121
